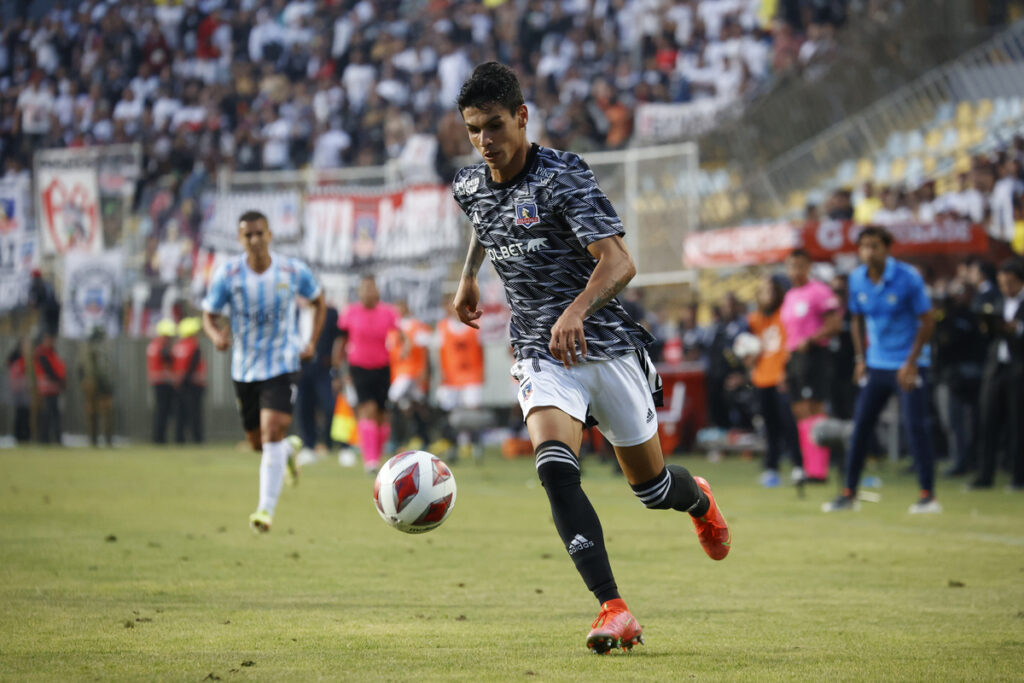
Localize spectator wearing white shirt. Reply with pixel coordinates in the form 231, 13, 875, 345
113, 88, 144, 131
15, 72, 55, 139
436, 41, 472, 110
990, 157, 1023, 242
260, 106, 292, 170
342, 50, 377, 112
311, 120, 352, 170
871, 187, 915, 226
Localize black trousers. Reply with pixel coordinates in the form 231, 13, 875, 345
974, 365, 1024, 486
755, 386, 802, 471
13, 405, 30, 441
153, 384, 176, 444
175, 383, 204, 444
37, 395, 62, 444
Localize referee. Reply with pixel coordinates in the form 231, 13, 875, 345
823, 226, 940, 514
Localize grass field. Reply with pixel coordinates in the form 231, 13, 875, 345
1, 445, 1022, 682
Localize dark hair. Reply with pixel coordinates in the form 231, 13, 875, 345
760, 275, 786, 314
238, 210, 268, 225
788, 248, 811, 261
998, 257, 1024, 282
856, 225, 894, 247
456, 62, 524, 114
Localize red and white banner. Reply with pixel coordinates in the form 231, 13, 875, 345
802, 219, 989, 259
683, 222, 799, 268
304, 185, 460, 269
36, 167, 102, 255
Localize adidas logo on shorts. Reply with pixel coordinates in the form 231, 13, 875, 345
646, 408, 655, 423
567, 534, 594, 555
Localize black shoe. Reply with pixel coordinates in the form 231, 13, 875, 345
821, 494, 860, 512
964, 480, 993, 491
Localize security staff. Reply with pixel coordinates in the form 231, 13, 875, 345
173, 317, 207, 444
147, 319, 177, 443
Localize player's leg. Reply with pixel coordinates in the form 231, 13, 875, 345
373, 367, 392, 459
351, 366, 384, 472
901, 368, 941, 513
249, 374, 300, 532
825, 369, 893, 511
514, 358, 637, 653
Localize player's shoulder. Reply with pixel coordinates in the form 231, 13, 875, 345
535, 146, 594, 183
215, 254, 245, 280
892, 258, 924, 283
275, 252, 312, 275
453, 163, 487, 200
848, 263, 869, 286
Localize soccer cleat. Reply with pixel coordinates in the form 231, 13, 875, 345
760, 469, 780, 488
586, 599, 643, 654
285, 435, 303, 485
908, 495, 942, 514
248, 509, 272, 533
822, 493, 861, 512
691, 476, 731, 560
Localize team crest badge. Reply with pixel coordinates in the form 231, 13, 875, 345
521, 381, 533, 401
514, 202, 540, 227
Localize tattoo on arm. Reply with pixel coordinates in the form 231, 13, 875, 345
584, 275, 631, 317
461, 234, 485, 279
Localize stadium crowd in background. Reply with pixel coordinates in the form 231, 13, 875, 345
0, 0, 850, 195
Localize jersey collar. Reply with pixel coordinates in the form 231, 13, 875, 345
486, 142, 540, 191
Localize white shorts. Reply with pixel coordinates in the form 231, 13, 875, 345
436, 384, 483, 412
387, 375, 425, 404
511, 353, 659, 448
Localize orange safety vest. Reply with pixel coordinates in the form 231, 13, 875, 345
33, 345, 65, 396
172, 337, 207, 387
389, 318, 431, 386
146, 337, 175, 385
438, 318, 484, 387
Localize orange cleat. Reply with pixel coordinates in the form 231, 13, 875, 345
691, 476, 730, 560
586, 598, 644, 655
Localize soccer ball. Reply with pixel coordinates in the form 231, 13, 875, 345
373, 451, 457, 534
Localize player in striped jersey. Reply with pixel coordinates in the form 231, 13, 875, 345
202, 210, 326, 533
452, 63, 731, 654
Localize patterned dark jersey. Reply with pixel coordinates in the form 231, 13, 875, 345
453, 143, 655, 362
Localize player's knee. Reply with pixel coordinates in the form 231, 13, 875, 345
535, 440, 581, 490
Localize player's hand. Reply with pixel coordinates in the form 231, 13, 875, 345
212, 331, 231, 351
299, 342, 315, 361
853, 359, 866, 386
549, 307, 588, 368
797, 339, 810, 353
453, 277, 482, 329
897, 362, 918, 392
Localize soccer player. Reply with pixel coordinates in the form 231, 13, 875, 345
823, 226, 939, 513
202, 210, 326, 533
451, 62, 730, 654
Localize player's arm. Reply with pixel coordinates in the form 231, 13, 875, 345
202, 311, 231, 351
452, 232, 485, 329
850, 313, 866, 384
302, 292, 327, 361
897, 311, 935, 391
549, 234, 636, 368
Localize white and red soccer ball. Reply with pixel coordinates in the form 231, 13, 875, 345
373, 451, 457, 534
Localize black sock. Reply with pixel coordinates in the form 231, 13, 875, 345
535, 440, 619, 604
630, 464, 709, 517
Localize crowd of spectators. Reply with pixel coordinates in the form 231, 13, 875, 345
0, 0, 851, 193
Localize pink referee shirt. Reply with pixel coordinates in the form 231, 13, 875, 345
780, 279, 839, 351
339, 303, 399, 369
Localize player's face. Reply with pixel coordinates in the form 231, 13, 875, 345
238, 219, 271, 258
461, 103, 528, 178
786, 255, 810, 285
358, 278, 379, 306
857, 235, 888, 269
997, 270, 1023, 298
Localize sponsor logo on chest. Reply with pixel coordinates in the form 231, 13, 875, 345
486, 237, 549, 263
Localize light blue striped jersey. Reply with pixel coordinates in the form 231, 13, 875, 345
202, 252, 321, 382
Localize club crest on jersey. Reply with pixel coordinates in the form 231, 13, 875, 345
514, 202, 540, 226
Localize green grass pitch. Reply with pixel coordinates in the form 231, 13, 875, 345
1, 445, 1022, 681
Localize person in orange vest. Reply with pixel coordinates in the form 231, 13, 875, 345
33, 331, 65, 445
386, 300, 433, 451
147, 319, 177, 444
173, 317, 207, 444
436, 302, 485, 461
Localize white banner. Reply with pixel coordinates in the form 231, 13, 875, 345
36, 167, 103, 255
0, 178, 37, 313
200, 191, 303, 252
34, 145, 140, 251
634, 98, 740, 143
303, 185, 460, 269
62, 250, 123, 339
